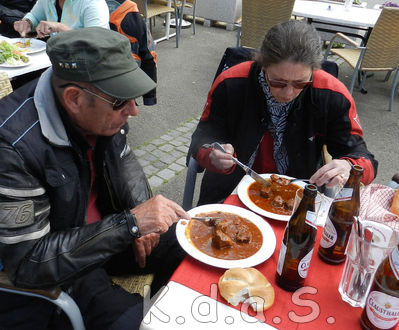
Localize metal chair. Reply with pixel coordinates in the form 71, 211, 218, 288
237, 0, 296, 48
182, 156, 200, 210
323, 7, 399, 111
135, 0, 179, 47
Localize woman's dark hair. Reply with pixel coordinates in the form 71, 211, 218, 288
257, 20, 322, 69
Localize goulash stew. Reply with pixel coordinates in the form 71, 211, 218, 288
186, 211, 263, 260
248, 174, 302, 215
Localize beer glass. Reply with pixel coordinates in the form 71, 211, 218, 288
338, 220, 398, 307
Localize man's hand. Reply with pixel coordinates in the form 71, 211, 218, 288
310, 159, 352, 188
13, 20, 32, 37
133, 233, 160, 268
130, 195, 189, 236
35, 21, 71, 38
209, 143, 235, 171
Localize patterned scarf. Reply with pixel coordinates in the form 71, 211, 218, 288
256, 69, 293, 174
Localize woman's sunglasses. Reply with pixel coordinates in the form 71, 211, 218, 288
59, 83, 130, 111
265, 72, 313, 90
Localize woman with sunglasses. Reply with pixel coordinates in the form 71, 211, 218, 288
188, 20, 378, 206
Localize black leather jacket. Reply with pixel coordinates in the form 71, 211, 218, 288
0, 68, 152, 289
189, 61, 378, 205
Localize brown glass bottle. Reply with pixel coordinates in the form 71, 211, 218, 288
276, 184, 318, 291
318, 164, 363, 264
360, 245, 399, 330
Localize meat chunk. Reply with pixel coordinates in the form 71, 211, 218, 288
271, 195, 284, 208
212, 229, 234, 249
270, 174, 290, 186
284, 198, 295, 211
211, 218, 252, 249
259, 185, 272, 198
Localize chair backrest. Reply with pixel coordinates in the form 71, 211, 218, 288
0, 73, 12, 99
361, 7, 399, 71
182, 156, 200, 210
240, 0, 296, 49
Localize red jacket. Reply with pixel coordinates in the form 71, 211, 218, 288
189, 61, 378, 205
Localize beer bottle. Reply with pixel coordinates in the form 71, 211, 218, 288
318, 164, 363, 264
276, 184, 318, 291
360, 244, 399, 330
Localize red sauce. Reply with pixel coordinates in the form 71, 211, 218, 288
248, 181, 302, 215
186, 211, 263, 260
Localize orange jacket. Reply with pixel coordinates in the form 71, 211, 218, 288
109, 0, 157, 105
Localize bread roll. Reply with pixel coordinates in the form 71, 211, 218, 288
390, 188, 399, 216
218, 267, 275, 312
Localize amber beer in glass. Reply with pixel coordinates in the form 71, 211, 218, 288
360, 244, 399, 329
318, 165, 363, 264
276, 184, 318, 291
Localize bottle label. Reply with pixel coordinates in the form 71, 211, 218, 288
298, 248, 314, 278
389, 246, 399, 280
305, 210, 317, 229
334, 188, 353, 202
276, 240, 287, 276
365, 291, 399, 329
319, 217, 337, 248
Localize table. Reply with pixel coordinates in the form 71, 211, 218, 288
141, 193, 368, 329
292, 0, 381, 43
0, 36, 51, 80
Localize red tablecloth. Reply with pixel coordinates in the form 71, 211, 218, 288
171, 195, 366, 329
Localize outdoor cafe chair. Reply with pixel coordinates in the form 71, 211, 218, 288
135, 0, 179, 47
0, 73, 154, 330
237, 0, 296, 48
323, 7, 399, 111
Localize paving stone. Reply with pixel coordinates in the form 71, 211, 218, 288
157, 168, 175, 180
176, 145, 189, 153
151, 149, 167, 159
160, 134, 173, 141
176, 126, 190, 133
159, 153, 176, 164
170, 150, 184, 159
151, 138, 165, 146
152, 161, 166, 169
142, 144, 156, 152
133, 149, 146, 157
168, 163, 185, 172
143, 153, 157, 162
176, 156, 187, 166
148, 176, 164, 188
159, 144, 174, 152
138, 158, 150, 167
167, 130, 181, 137
143, 165, 158, 176
169, 139, 183, 147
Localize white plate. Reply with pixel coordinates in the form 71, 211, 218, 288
176, 204, 276, 268
12, 38, 46, 54
237, 174, 307, 222
0, 55, 31, 68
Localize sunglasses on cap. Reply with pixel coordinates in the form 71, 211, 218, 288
265, 72, 313, 90
59, 83, 131, 111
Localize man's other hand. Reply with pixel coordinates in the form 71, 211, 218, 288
130, 195, 189, 236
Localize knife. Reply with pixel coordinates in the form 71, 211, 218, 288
211, 142, 271, 187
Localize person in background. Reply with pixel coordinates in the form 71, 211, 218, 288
188, 20, 378, 205
0, 27, 187, 329
106, 0, 157, 106
0, 0, 35, 37
13, 0, 109, 38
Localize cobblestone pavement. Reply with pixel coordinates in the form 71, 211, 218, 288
133, 116, 199, 190
134, 55, 345, 191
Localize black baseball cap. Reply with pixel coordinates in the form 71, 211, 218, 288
46, 27, 156, 100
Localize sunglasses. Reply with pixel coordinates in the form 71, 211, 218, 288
265, 72, 313, 90
59, 83, 131, 111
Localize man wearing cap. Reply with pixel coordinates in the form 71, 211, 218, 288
0, 27, 188, 329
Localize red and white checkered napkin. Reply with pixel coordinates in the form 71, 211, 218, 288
360, 183, 399, 231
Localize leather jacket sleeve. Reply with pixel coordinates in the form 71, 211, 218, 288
0, 141, 135, 289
